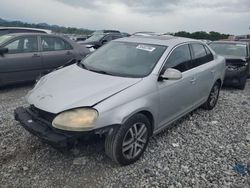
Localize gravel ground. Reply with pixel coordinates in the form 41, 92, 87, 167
0, 81, 250, 188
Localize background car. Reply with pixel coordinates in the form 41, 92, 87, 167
78, 32, 123, 51
15, 35, 225, 165
209, 41, 250, 89
0, 27, 52, 36
0, 33, 90, 86
92, 30, 121, 35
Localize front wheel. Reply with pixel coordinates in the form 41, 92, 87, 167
237, 76, 247, 90
203, 81, 221, 110
105, 114, 151, 165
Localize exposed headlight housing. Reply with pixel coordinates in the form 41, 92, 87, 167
52, 108, 98, 131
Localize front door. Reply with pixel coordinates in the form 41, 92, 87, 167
0, 35, 42, 85
157, 44, 197, 128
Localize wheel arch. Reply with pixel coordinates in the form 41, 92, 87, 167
122, 110, 155, 136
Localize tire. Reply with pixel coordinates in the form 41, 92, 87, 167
203, 81, 221, 110
105, 114, 151, 165
237, 76, 247, 90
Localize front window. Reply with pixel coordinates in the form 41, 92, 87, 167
84, 34, 105, 43
209, 43, 247, 57
80, 42, 167, 77
4, 36, 38, 54
0, 35, 13, 45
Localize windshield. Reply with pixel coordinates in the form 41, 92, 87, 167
0, 35, 13, 45
84, 34, 105, 43
209, 43, 247, 57
81, 41, 167, 78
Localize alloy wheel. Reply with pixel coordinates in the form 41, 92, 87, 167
122, 123, 148, 159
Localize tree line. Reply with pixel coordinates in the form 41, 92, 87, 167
173, 31, 230, 41
0, 18, 230, 40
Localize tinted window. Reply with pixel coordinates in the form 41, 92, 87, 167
204, 45, 214, 61
112, 35, 122, 40
191, 43, 212, 68
163, 44, 191, 72
84, 34, 105, 43
192, 43, 207, 58
41, 36, 72, 51
4, 36, 38, 54
103, 35, 112, 42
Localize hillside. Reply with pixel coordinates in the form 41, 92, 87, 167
0, 18, 93, 35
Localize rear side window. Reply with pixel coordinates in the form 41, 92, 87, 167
190, 43, 213, 68
204, 45, 214, 62
103, 35, 112, 42
41, 36, 72, 51
4, 36, 38, 54
164, 44, 191, 72
112, 35, 122, 40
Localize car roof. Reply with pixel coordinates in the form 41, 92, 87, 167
2, 33, 64, 38
115, 35, 198, 47
0, 27, 52, 34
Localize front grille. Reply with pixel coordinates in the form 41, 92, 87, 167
29, 105, 56, 123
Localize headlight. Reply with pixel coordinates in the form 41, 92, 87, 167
52, 108, 98, 131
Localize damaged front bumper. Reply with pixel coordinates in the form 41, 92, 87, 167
14, 107, 116, 147
224, 64, 249, 84
14, 107, 88, 147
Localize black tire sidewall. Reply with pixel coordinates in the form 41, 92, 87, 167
205, 82, 221, 110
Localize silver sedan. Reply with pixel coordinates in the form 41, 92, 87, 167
15, 35, 226, 165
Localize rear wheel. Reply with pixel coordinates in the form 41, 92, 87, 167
105, 114, 150, 165
203, 81, 221, 110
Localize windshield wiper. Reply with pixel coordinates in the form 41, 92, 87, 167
77, 62, 89, 70
88, 68, 114, 76
77, 62, 113, 76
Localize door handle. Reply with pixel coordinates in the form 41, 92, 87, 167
66, 51, 72, 55
32, 54, 40, 58
211, 70, 215, 74
190, 78, 196, 84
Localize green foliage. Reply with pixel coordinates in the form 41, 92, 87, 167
173, 31, 230, 41
0, 18, 230, 40
0, 18, 94, 35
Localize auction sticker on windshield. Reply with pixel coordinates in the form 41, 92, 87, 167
136, 44, 156, 52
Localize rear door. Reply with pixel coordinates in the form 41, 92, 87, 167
0, 35, 42, 85
40, 36, 75, 73
189, 43, 216, 102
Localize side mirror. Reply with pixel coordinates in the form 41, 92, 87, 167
102, 40, 108, 45
0, 47, 8, 55
160, 68, 182, 80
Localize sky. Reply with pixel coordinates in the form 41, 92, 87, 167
0, 0, 250, 35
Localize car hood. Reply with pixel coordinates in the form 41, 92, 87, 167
26, 64, 142, 114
